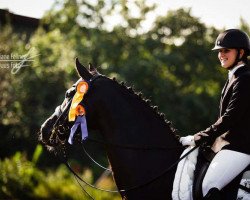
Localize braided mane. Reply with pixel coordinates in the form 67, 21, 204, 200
110, 77, 180, 141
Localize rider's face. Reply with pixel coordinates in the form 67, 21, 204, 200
218, 48, 238, 69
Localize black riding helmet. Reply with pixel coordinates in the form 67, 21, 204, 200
212, 29, 250, 52
212, 29, 250, 66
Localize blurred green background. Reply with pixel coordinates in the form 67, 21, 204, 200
0, 0, 249, 199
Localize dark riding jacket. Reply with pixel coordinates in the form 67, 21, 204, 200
201, 64, 250, 155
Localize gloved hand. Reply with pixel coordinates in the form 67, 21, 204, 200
179, 135, 196, 146
194, 132, 209, 146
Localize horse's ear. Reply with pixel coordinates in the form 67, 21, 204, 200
75, 58, 93, 81
88, 63, 98, 74
88, 63, 95, 71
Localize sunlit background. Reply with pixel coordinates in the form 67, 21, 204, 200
1, 0, 250, 29
0, 0, 249, 199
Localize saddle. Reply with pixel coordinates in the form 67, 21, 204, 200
173, 135, 250, 200
192, 146, 216, 200
192, 147, 250, 200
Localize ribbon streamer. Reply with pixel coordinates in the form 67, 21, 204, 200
68, 115, 88, 144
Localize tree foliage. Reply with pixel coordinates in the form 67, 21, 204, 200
0, 151, 120, 199
1, 0, 249, 198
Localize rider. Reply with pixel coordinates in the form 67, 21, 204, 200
180, 29, 250, 199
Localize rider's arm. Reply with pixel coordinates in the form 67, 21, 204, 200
198, 75, 250, 142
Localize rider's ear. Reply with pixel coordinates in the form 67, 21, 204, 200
75, 57, 93, 81
239, 49, 244, 59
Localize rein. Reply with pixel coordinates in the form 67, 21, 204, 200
81, 144, 112, 172
79, 136, 185, 177
62, 143, 199, 197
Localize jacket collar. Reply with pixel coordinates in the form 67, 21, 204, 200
233, 64, 250, 77
228, 63, 244, 80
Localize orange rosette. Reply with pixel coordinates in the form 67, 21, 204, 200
68, 81, 88, 121
75, 105, 86, 116
68, 93, 83, 121
77, 81, 89, 94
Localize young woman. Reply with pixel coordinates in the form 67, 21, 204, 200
180, 29, 250, 199
180, 29, 250, 200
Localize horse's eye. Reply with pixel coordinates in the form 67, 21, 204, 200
65, 86, 76, 98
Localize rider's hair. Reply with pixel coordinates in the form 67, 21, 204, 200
242, 49, 250, 64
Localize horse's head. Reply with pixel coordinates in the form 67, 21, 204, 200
39, 58, 100, 150
39, 57, 180, 151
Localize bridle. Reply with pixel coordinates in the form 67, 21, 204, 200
48, 74, 199, 199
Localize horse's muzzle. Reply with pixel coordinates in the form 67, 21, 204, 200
39, 114, 58, 145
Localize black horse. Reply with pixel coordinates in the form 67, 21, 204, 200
39, 58, 246, 200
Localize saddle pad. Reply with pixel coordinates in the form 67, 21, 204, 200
172, 146, 199, 200
172, 147, 250, 200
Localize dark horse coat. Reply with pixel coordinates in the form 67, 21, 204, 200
40, 59, 184, 200
200, 65, 250, 155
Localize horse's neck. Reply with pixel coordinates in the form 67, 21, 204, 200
94, 82, 182, 188
96, 82, 178, 145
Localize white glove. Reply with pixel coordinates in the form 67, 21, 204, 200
179, 135, 195, 146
